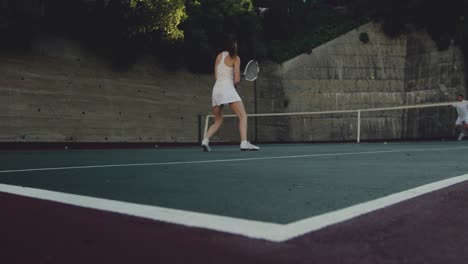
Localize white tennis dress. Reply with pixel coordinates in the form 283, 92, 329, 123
212, 51, 242, 106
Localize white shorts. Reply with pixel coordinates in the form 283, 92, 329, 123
455, 117, 468, 125
211, 80, 242, 107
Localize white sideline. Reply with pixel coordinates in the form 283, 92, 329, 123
0, 183, 285, 241
1, 174, 467, 242
282, 173, 468, 241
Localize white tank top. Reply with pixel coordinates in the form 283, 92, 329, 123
453, 100, 468, 119
216, 51, 234, 81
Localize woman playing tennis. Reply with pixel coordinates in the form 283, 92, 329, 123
201, 36, 259, 152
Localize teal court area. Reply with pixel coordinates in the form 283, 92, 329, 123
2, 141, 468, 264
1, 141, 467, 226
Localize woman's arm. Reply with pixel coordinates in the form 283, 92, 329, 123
233, 56, 241, 86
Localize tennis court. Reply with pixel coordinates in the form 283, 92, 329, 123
2, 141, 468, 263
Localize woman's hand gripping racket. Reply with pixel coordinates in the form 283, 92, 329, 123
241, 60, 259, 81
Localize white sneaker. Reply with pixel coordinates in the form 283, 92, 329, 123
240, 141, 260, 151
458, 133, 464, 141
201, 138, 211, 152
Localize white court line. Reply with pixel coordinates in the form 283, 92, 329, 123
281, 173, 468, 241
1, 173, 468, 242
1, 146, 468, 174
0, 183, 284, 241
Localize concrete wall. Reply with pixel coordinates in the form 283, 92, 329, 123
0, 23, 466, 144
256, 23, 466, 142
0, 35, 264, 143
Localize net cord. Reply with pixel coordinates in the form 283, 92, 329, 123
203, 102, 453, 142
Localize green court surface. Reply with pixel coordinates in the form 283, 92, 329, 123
1, 141, 467, 224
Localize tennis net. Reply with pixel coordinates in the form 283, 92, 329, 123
203, 102, 458, 143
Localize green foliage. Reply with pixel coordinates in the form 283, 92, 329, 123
130, 0, 186, 40
4, 0, 466, 77
349, 0, 466, 49
348, 0, 467, 79
0, 0, 369, 71
255, 0, 368, 62
0, 0, 51, 51
182, 0, 258, 73
0, 0, 188, 69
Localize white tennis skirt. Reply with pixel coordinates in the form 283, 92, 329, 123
211, 79, 242, 107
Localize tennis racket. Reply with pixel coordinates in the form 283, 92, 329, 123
438, 84, 449, 99
242, 60, 259, 81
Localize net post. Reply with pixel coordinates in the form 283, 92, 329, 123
357, 110, 361, 143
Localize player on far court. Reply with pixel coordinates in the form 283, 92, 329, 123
201, 36, 259, 152
451, 94, 468, 141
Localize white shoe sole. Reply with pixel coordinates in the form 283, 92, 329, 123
240, 148, 259, 151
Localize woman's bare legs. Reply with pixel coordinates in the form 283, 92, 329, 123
229, 101, 259, 150
204, 105, 224, 140
229, 101, 247, 141
202, 101, 258, 151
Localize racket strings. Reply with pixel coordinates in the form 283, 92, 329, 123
244, 61, 259, 81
